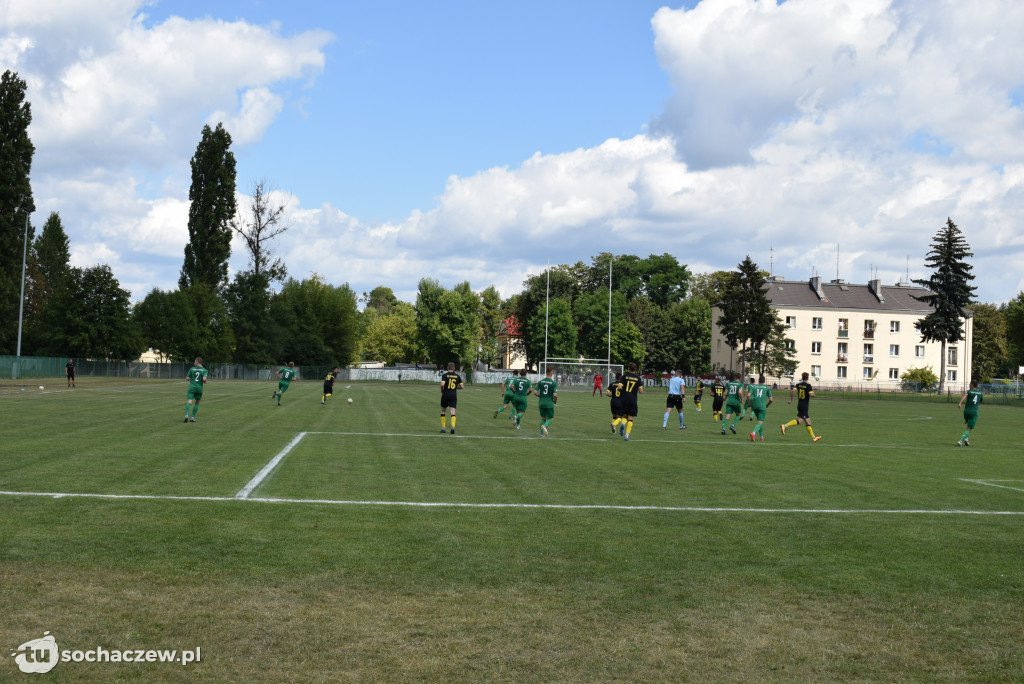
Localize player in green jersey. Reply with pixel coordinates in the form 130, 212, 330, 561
273, 362, 297, 406
746, 374, 773, 441
510, 368, 533, 429
741, 376, 756, 421
535, 366, 558, 436
494, 372, 518, 419
957, 380, 983, 446
184, 357, 208, 423
720, 371, 746, 435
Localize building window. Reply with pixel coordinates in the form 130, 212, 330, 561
785, 340, 796, 352
948, 347, 958, 366
812, 317, 823, 331
838, 319, 849, 337
717, 339, 722, 352
864, 320, 875, 339
915, 345, 925, 358
890, 320, 900, 333
863, 343, 873, 363
947, 369, 957, 382
837, 366, 847, 379
863, 367, 873, 379
889, 344, 900, 357
889, 368, 899, 380
811, 365, 821, 379
785, 315, 797, 328
811, 341, 822, 355
837, 342, 848, 363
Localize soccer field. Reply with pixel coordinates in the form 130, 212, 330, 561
2, 378, 1023, 681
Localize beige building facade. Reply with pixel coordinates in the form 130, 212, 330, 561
711, 277, 973, 391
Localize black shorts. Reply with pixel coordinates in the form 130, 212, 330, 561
323, 382, 334, 395
666, 394, 683, 411
610, 400, 622, 416
712, 396, 724, 411
441, 394, 458, 409
621, 398, 639, 417
796, 404, 810, 420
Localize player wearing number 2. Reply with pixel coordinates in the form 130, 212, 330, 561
184, 357, 208, 423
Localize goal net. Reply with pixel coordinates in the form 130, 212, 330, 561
537, 359, 624, 391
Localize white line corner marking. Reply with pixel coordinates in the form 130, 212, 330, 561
236, 431, 307, 499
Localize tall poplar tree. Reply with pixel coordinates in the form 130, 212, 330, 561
179, 123, 236, 292
912, 218, 976, 392
716, 256, 774, 376
0, 70, 35, 353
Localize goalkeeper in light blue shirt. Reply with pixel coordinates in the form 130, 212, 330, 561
662, 370, 686, 430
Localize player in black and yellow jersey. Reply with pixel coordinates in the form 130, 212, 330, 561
607, 373, 625, 436
710, 377, 726, 422
322, 367, 339, 405
439, 362, 464, 433
619, 362, 645, 442
780, 372, 821, 442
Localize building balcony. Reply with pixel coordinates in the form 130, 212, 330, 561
863, 329, 875, 339
838, 329, 849, 338
863, 355, 874, 363
837, 354, 848, 363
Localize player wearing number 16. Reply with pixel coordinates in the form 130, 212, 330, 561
184, 357, 208, 423
439, 362, 464, 434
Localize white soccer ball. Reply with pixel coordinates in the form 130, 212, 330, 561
347, 398, 353, 404
39, 386, 44, 390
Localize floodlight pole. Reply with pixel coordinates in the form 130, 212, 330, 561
543, 262, 550, 374
606, 257, 612, 382
14, 212, 28, 380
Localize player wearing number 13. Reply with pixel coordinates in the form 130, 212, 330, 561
184, 357, 208, 423
440, 362, 464, 434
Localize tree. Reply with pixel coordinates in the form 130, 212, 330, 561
912, 218, 976, 391
360, 302, 421, 365
0, 70, 35, 354
526, 298, 577, 363
574, 290, 627, 359
133, 288, 201, 362
969, 303, 1007, 383
1004, 293, 1024, 377
271, 274, 359, 366
609, 320, 645, 368
224, 271, 275, 363
34, 212, 70, 291
230, 178, 288, 281
415, 279, 481, 368
362, 286, 399, 314
477, 285, 504, 369
179, 122, 237, 292
688, 270, 736, 304
664, 298, 712, 374
746, 318, 797, 379
185, 283, 236, 363
38, 265, 144, 359
716, 257, 774, 376
626, 298, 669, 370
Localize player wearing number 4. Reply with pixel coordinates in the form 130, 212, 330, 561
957, 380, 983, 446
184, 357, 208, 423
536, 366, 558, 436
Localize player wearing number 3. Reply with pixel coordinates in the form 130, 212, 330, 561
535, 366, 558, 436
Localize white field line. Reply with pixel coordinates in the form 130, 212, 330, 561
961, 479, 1024, 494
235, 431, 307, 499
1, 489, 1023, 515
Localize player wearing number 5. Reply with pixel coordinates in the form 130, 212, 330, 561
620, 362, 644, 442
184, 357, 208, 423
957, 380, 983, 446
440, 362, 464, 434
535, 366, 558, 436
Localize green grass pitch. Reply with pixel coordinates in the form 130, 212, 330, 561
2, 377, 1023, 681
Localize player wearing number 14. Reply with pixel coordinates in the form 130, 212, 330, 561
184, 357, 208, 423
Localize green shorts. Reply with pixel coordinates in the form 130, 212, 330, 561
725, 400, 743, 415
278, 381, 291, 393
513, 397, 528, 413
964, 412, 978, 429
187, 389, 203, 401
539, 405, 555, 420
752, 407, 766, 421
503, 391, 515, 404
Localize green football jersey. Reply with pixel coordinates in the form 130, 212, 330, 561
278, 367, 296, 384
963, 388, 983, 414
748, 383, 772, 409
535, 377, 557, 407
725, 380, 744, 402
187, 366, 208, 392
512, 377, 532, 396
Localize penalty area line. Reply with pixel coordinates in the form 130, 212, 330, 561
1, 490, 1023, 515
235, 431, 307, 499
961, 479, 1024, 494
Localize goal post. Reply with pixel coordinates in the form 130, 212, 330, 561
538, 358, 624, 391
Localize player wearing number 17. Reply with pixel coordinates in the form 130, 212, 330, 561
184, 357, 208, 423
535, 366, 558, 436
619, 362, 644, 442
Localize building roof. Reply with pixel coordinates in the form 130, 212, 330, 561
762, 278, 935, 314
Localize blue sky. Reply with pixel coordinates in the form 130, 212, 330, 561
4, 0, 1024, 305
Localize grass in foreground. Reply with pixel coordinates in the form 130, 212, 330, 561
2, 378, 1023, 682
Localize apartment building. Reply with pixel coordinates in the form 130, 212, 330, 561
710, 276, 973, 390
